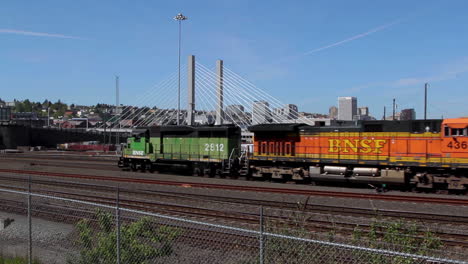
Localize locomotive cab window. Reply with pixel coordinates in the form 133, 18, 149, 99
445, 126, 468, 137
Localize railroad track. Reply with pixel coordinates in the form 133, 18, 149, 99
1, 168, 467, 206
2, 188, 467, 250
0, 155, 118, 172
0, 153, 118, 161
1, 196, 462, 263
1, 174, 467, 226
1, 175, 468, 249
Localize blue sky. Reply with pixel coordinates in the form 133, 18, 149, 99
1, 0, 467, 118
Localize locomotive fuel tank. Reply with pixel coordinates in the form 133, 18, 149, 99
352, 167, 379, 177
323, 166, 348, 175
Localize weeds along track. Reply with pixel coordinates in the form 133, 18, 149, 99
0, 174, 467, 248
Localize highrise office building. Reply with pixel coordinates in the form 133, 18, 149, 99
252, 101, 271, 125
338, 97, 357, 120
329, 106, 338, 119
274, 104, 298, 120
400, 109, 416, 120
358, 107, 369, 116
225, 105, 244, 116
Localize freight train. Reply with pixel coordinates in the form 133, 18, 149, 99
118, 118, 468, 191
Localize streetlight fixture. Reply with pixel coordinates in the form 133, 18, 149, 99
174, 13, 188, 125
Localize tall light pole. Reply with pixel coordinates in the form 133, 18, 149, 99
174, 13, 187, 125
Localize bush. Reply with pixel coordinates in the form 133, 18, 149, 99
70, 210, 181, 264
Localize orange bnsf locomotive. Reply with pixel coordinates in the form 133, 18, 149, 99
248, 118, 468, 191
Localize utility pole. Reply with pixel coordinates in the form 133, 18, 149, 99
392, 98, 396, 120
424, 83, 428, 120
383, 106, 386, 120
174, 13, 188, 125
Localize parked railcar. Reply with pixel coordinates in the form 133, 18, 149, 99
118, 125, 243, 176
248, 118, 468, 191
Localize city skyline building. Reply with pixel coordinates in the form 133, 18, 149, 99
338, 96, 357, 121
252, 100, 271, 125
358, 106, 369, 116
329, 106, 338, 119
400, 108, 416, 120
225, 104, 244, 116
274, 104, 298, 120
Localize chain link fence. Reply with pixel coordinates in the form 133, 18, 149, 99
0, 181, 466, 264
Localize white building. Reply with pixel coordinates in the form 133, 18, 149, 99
225, 105, 244, 117
274, 104, 298, 120
252, 101, 271, 125
358, 106, 369, 116
338, 97, 357, 121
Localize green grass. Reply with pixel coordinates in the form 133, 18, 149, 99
0, 255, 40, 264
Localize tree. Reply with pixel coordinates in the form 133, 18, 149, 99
70, 210, 180, 264
15, 100, 25, 112
24, 99, 32, 112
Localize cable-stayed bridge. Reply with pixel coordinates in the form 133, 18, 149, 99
1, 55, 317, 149
101, 55, 314, 132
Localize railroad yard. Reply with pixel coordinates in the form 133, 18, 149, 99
0, 151, 467, 263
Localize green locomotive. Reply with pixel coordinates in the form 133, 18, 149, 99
118, 125, 244, 176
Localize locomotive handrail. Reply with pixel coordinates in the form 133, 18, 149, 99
228, 148, 237, 161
